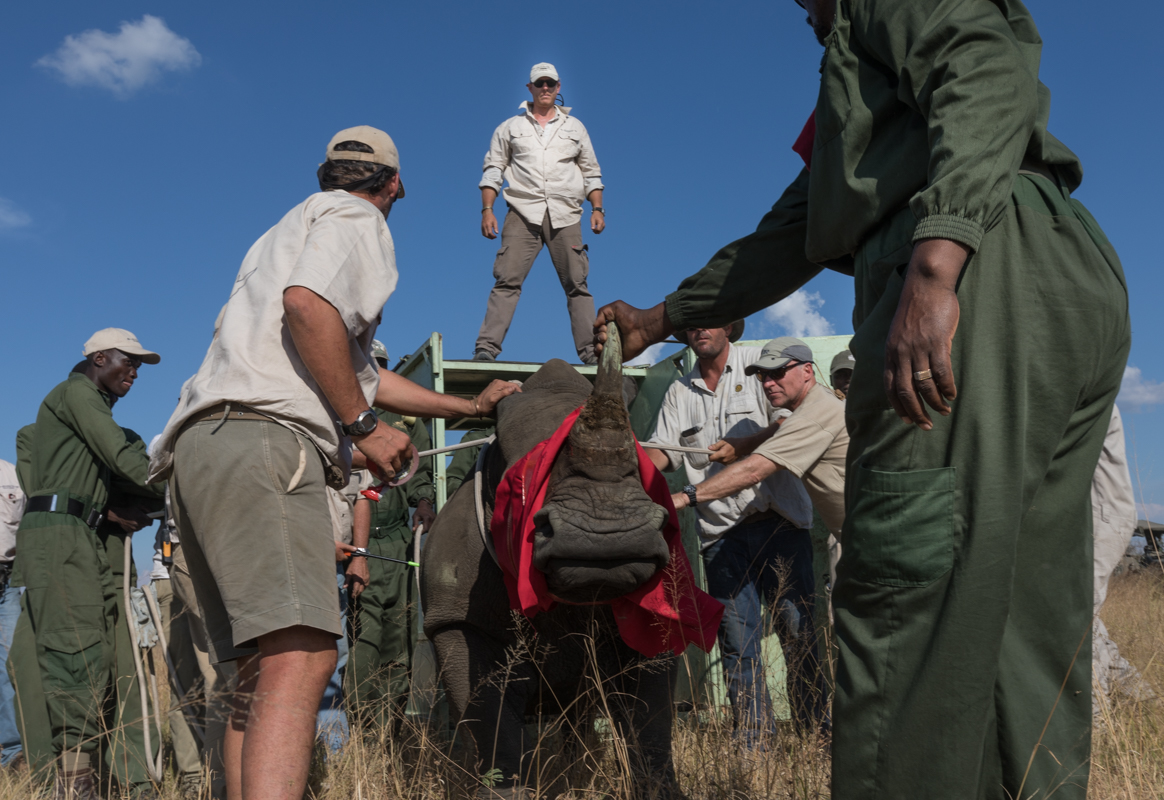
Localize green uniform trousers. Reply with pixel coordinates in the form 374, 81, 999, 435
834, 173, 1130, 799
345, 524, 415, 731
8, 516, 157, 786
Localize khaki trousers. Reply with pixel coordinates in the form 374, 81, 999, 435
152, 578, 201, 777
475, 209, 596, 362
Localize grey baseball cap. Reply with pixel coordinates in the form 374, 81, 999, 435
830, 349, 855, 377
744, 336, 814, 375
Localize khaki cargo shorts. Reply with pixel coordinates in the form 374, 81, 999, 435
170, 416, 341, 663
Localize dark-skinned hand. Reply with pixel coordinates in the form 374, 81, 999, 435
413, 498, 436, 533
884, 238, 969, 430
106, 506, 152, 533
593, 300, 673, 361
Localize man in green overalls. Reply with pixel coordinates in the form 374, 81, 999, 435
594, 2, 1129, 797
10, 330, 165, 798
344, 341, 437, 733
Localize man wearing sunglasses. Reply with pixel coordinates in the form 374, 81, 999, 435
597, 2, 1128, 797
474, 62, 605, 364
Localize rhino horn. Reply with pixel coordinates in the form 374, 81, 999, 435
593, 320, 624, 400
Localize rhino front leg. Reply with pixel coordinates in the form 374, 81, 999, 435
430, 623, 537, 798
609, 657, 684, 800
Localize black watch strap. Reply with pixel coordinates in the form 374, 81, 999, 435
341, 409, 378, 437
683, 484, 698, 507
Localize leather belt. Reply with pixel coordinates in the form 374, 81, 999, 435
26, 495, 104, 528
188, 403, 272, 424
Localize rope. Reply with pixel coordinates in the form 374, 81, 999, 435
123, 535, 164, 784
473, 438, 500, 567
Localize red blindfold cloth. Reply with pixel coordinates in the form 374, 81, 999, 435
490, 407, 724, 658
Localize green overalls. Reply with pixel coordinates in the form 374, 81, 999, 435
661, 2, 1129, 796
344, 411, 435, 731
7, 376, 164, 787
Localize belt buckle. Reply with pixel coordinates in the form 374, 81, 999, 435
86, 508, 104, 529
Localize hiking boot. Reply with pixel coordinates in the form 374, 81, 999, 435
53, 767, 99, 800
472, 350, 496, 362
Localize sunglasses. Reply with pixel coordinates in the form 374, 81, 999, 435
755, 362, 807, 382
533, 79, 559, 89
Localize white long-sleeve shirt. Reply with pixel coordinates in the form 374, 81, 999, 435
649, 345, 814, 547
480, 102, 604, 229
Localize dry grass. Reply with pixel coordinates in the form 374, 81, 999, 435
1, 569, 1159, 800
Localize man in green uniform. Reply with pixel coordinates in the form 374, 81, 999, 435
11, 329, 165, 797
345, 341, 437, 733
594, 2, 1129, 797
444, 427, 494, 498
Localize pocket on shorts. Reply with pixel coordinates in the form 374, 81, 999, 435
846, 465, 956, 587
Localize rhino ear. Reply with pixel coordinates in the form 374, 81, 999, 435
594, 321, 624, 400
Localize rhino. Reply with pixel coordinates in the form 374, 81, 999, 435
420, 342, 687, 799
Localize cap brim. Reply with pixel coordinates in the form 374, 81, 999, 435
744, 356, 792, 376
122, 348, 161, 365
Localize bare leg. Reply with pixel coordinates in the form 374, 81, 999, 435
224, 626, 337, 800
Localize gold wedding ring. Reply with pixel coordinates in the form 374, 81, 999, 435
913, 369, 934, 382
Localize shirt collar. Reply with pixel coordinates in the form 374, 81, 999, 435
519, 101, 572, 119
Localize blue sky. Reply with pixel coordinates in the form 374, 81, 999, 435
3, 0, 1163, 575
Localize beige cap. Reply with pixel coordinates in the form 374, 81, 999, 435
83, 328, 160, 365
530, 62, 559, 82
325, 126, 405, 198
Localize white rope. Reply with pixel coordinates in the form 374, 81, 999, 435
639, 442, 715, 455
123, 535, 164, 784
473, 439, 500, 567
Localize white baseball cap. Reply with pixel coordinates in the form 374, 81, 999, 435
530, 63, 559, 82
325, 125, 405, 198
82, 328, 161, 365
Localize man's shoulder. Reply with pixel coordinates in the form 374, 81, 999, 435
792, 384, 846, 426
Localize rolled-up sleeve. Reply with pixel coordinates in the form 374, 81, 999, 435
854, 0, 1040, 251
576, 123, 603, 193
481, 122, 512, 190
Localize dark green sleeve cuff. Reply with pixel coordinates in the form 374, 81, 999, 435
912, 213, 984, 252
663, 292, 694, 333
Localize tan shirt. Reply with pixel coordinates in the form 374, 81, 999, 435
753, 383, 849, 538
149, 191, 397, 483
0, 459, 23, 564
650, 345, 813, 544
480, 102, 604, 229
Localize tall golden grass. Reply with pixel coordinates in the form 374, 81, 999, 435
1, 568, 1159, 799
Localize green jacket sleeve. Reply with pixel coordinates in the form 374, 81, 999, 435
663, 168, 825, 331
62, 381, 162, 498
445, 428, 494, 497
109, 430, 166, 510
850, 0, 1042, 250
406, 419, 436, 507
15, 425, 34, 494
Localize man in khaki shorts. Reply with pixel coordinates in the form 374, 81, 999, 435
473, 62, 605, 364
149, 127, 517, 800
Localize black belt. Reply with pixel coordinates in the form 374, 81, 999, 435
26, 495, 104, 529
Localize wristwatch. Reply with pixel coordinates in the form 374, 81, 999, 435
341, 409, 378, 437
682, 484, 698, 508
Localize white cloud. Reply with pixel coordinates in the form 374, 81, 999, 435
1118, 366, 1164, 410
761, 290, 835, 338
624, 342, 671, 367
36, 15, 200, 97
0, 198, 32, 230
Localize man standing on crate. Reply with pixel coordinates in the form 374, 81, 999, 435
473, 62, 606, 364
